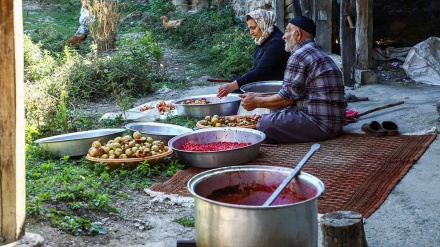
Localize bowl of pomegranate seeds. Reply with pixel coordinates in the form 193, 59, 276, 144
172, 94, 241, 118
168, 127, 266, 168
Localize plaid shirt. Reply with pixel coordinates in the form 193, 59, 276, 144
278, 38, 346, 135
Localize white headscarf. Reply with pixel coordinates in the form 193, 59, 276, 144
246, 9, 277, 45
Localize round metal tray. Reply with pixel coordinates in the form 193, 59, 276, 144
240, 81, 282, 95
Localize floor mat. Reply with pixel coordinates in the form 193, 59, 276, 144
149, 133, 437, 217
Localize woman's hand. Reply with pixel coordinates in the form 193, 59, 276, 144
217, 81, 239, 98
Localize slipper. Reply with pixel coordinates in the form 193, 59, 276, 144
345, 93, 369, 103
382, 121, 399, 136
346, 108, 358, 117
361, 121, 387, 136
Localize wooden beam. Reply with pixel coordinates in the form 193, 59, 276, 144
0, 0, 26, 243
339, 0, 356, 86
313, 0, 332, 53
292, 0, 302, 17
275, 0, 285, 30
355, 0, 373, 69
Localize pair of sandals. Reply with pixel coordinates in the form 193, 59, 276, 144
361, 121, 399, 136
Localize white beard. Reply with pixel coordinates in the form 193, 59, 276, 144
285, 41, 293, 52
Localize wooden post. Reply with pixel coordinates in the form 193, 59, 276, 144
355, 0, 373, 70
320, 211, 368, 247
340, 0, 356, 86
0, 0, 26, 244
292, 0, 302, 18
313, 0, 333, 53
299, 0, 311, 18
274, 0, 285, 30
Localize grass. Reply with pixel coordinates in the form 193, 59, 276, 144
173, 216, 195, 227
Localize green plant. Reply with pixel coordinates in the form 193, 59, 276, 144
166, 160, 186, 176
115, 91, 136, 119
159, 116, 198, 129
49, 210, 107, 235
173, 217, 194, 227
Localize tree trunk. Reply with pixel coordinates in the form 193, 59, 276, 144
320, 211, 368, 247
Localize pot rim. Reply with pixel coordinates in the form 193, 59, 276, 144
34, 128, 126, 144
171, 94, 241, 105
124, 122, 193, 136
187, 165, 325, 209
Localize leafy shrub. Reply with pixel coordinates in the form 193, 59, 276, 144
24, 35, 57, 82
66, 32, 164, 101
24, 31, 165, 138
154, 4, 254, 78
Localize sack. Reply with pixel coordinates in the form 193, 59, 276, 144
402, 37, 440, 85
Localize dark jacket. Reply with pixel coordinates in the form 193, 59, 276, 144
236, 26, 290, 88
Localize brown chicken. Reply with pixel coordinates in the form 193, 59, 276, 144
66, 33, 87, 48
160, 16, 185, 31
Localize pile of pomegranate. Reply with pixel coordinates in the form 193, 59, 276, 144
139, 100, 176, 115
181, 97, 210, 105
88, 131, 169, 159
198, 114, 262, 127
156, 101, 176, 115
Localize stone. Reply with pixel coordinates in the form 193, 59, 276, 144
2, 233, 44, 247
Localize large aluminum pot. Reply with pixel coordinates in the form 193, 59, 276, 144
188, 165, 325, 247
172, 94, 241, 118
168, 128, 265, 168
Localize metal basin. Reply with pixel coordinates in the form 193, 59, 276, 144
172, 94, 241, 118
34, 129, 127, 158
168, 128, 266, 168
124, 122, 193, 143
240, 80, 283, 94
238, 81, 282, 115
188, 165, 325, 247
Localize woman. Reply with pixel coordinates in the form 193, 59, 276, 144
217, 9, 290, 98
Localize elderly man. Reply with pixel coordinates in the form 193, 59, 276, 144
239, 16, 346, 143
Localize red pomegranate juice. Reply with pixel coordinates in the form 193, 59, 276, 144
207, 182, 317, 206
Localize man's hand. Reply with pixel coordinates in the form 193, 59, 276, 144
217, 81, 239, 98
238, 93, 259, 111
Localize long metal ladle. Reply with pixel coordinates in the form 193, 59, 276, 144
263, 143, 321, 206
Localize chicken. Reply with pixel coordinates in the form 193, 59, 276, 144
160, 16, 185, 31
66, 4, 90, 48
66, 33, 87, 48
